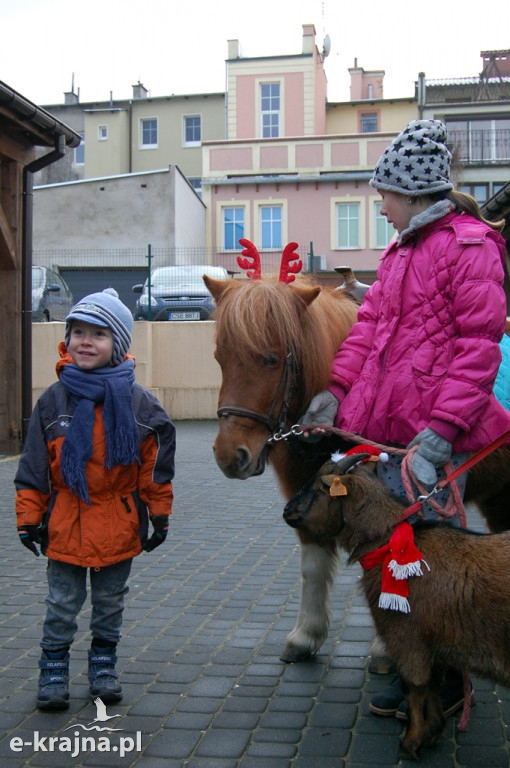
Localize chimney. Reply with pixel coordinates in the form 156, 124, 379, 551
64, 91, 79, 105
228, 39, 241, 59
348, 61, 384, 100
64, 73, 79, 104
302, 24, 316, 54
132, 82, 149, 99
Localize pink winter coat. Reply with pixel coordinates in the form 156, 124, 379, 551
330, 210, 510, 452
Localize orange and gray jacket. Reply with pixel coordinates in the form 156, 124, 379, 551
15, 380, 175, 568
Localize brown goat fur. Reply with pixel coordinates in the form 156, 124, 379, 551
283, 456, 510, 760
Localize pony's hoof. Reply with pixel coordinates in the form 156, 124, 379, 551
280, 645, 314, 663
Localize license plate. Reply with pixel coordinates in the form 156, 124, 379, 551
169, 311, 200, 320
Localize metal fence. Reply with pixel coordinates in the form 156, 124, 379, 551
449, 129, 510, 164
33, 244, 316, 314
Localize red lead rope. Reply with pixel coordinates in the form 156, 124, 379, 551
399, 428, 510, 522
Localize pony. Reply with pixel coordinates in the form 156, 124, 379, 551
204, 240, 510, 663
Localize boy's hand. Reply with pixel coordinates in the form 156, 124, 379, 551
18, 525, 43, 557
143, 515, 169, 552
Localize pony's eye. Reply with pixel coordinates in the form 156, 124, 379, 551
262, 354, 280, 367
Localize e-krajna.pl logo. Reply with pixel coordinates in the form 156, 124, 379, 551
10, 698, 142, 758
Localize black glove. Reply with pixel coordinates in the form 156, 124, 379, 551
18, 525, 43, 557
143, 515, 169, 552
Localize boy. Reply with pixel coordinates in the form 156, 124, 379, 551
15, 290, 175, 710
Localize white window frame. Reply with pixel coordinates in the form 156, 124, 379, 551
258, 80, 282, 139
222, 206, 246, 251
183, 114, 202, 147
372, 198, 395, 249
139, 117, 158, 149
360, 112, 378, 133
330, 197, 365, 250
254, 199, 287, 251
217, 201, 250, 252
97, 125, 108, 141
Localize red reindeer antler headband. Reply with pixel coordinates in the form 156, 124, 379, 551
237, 239, 302, 283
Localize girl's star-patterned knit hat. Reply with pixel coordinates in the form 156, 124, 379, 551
65, 290, 133, 366
369, 119, 453, 197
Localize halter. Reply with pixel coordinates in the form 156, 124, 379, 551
217, 238, 303, 439
217, 350, 299, 440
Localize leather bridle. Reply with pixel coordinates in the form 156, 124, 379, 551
217, 351, 299, 439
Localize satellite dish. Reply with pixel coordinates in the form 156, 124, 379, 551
322, 34, 331, 58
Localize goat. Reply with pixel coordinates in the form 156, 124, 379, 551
283, 453, 510, 760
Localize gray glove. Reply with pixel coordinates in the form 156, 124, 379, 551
408, 427, 452, 488
300, 390, 339, 428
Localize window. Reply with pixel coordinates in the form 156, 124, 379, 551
458, 183, 489, 204
184, 115, 201, 146
260, 206, 282, 249
336, 203, 360, 248
446, 118, 510, 163
98, 125, 108, 141
223, 207, 245, 250
361, 113, 378, 133
188, 178, 202, 197
74, 132, 85, 165
140, 118, 158, 148
375, 201, 394, 247
261, 83, 280, 138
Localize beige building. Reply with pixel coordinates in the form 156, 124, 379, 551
35, 84, 225, 195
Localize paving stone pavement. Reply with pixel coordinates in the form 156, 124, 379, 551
0, 419, 509, 768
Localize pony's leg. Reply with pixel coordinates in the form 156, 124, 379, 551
281, 541, 337, 663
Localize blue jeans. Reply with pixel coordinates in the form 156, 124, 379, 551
41, 559, 132, 652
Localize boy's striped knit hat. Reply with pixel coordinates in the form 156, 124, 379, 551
370, 119, 453, 197
65, 290, 133, 366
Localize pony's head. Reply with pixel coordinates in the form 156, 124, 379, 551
204, 251, 358, 495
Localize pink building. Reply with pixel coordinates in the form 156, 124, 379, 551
202, 25, 417, 280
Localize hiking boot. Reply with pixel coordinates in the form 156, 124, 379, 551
369, 675, 405, 717
37, 652, 70, 710
88, 649, 123, 703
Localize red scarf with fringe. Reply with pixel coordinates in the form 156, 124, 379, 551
359, 521, 429, 613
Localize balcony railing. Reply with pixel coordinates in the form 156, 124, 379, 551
448, 129, 510, 164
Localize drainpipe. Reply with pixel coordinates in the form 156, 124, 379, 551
21, 134, 66, 444
417, 72, 426, 119
128, 100, 133, 173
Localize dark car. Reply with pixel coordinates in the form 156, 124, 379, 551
32, 266, 74, 322
132, 264, 229, 321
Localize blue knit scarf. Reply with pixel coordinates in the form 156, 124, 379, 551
60, 359, 139, 504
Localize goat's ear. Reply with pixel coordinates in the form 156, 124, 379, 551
321, 474, 348, 497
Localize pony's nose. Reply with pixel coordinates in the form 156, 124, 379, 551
236, 446, 251, 473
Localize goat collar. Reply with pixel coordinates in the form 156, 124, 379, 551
358, 522, 429, 614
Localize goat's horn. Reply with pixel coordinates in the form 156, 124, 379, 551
333, 453, 371, 474
237, 239, 261, 280
279, 242, 302, 284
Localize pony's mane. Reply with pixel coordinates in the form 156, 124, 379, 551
213, 277, 358, 402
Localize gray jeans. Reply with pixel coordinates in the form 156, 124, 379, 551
40, 558, 132, 652
376, 451, 470, 525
